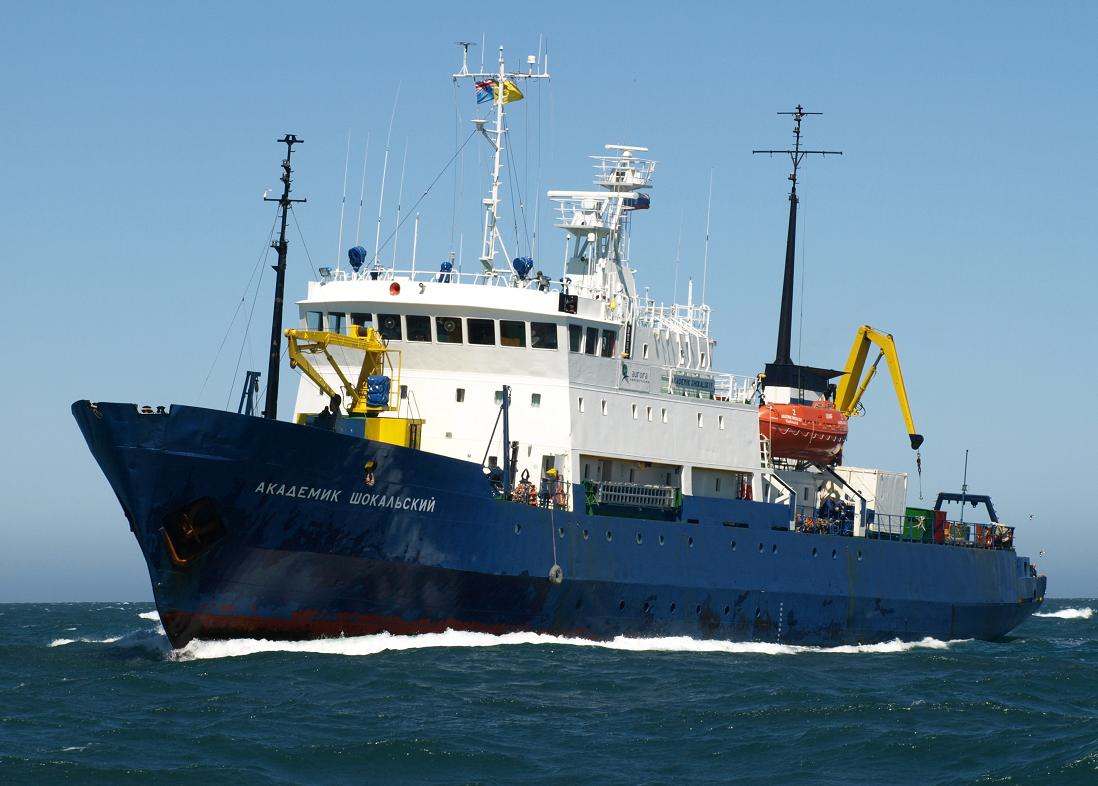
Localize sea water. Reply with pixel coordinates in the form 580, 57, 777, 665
2, 601, 1096, 784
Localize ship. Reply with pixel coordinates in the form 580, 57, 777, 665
73, 49, 1045, 648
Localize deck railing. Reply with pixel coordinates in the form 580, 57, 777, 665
792, 505, 1015, 550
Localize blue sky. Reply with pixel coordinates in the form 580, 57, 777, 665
2, 1, 1095, 600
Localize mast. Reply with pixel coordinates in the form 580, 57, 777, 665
453, 44, 548, 273
263, 134, 306, 420
754, 106, 841, 367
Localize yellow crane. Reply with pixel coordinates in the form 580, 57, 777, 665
285, 325, 400, 414
285, 325, 423, 448
833, 325, 923, 450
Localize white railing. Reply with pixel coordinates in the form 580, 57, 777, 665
592, 156, 656, 190
321, 266, 557, 291
639, 301, 711, 339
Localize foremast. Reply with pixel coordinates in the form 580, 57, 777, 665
453, 44, 549, 276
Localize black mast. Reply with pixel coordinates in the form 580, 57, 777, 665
263, 134, 306, 420
753, 106, 841, 391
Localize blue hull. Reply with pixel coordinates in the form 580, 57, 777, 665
72, 401, 1046, 648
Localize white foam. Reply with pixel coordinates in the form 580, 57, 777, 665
137, 611, 160, 621
171, 629, 961, 661
49, 636, 121, 647
1034, 607, 1094, 620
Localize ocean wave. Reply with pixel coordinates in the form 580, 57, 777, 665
1034, 607, 1094, 620
137, 611, 160, 621
49, 628, 171, 655
172, 630, 962, 661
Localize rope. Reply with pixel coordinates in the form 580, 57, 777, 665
198, 210, 279, 403
289, 206, 319, 279
374, 128, 478, 259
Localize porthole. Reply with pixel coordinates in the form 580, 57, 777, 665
758, 543, 764, 553
670, 602, 677, 613
558, 527, 565, 539
858, 550, 863, 561
723, 605, 731, 615
636, 532, 643, 545
514, 523, 521, 534
619, 600, 626, 611
731, 540, 737, 551
812, 547, 818, 558
832, 549, 837, 559
659, 534, 665, 546
643, 602, 651, 613
754, 607, 761, 619
582, 529, 589, 540
606, 531, 613, 542
695, 604, 702, 615
688, 537, 694, 548
772, 544, 778, 554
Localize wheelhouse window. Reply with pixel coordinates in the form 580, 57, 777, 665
328, 312, 345, 334
569, 325, 583, 352
468, 318, 496, 345
306, 311, 323, 331
407, 315, 431, 342
600, 329, 617, 358
435, 317, 463, 344
531, 322, 558, 350
500, 320, 526, 347
378, 313, 402, 341
351, 313, 373, 332
584, 327, 598, 355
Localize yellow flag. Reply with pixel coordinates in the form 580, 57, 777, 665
500, 79, 524, 104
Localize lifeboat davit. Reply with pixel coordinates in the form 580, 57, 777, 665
759, 399, 849, 464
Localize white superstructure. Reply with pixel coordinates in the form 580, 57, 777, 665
292, 51, 767, 504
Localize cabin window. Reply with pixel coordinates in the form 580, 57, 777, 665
500, 320, 526, 347
306, 311, 323, 331
631, 403, 638, 420
531, 322, 558, 349
697, 413, 703, 428
468, 318, 495, 345
584, 327, 599, 355
601, 400, 608, 416
578, 396, 585, 413
400, 385, 408, 399
456, 388, 465, 403
327, 312, 345, 334
715, 477, 722, 492
600, 329, 617, 358
642, 342, 649, 359
435, 317, 463, 344
719, 415, 725, 430
494, 390, 504, 405
646, 406, 653, 422
701, 352, 708, 368
661, 408, 668, 423
351, 313, 373, 332
406, 315, 431, 342
569, 325, 583, 352
531, 393, 541, 407
378, 313, 402, 340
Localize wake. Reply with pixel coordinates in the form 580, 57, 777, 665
170, 630, 960, 661
47, 610, 965, 660
1034, 607, 1094, 620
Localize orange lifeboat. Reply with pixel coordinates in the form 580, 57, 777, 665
759, 399, 848, 464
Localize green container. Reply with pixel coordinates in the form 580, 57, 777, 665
904, 507, 935, 542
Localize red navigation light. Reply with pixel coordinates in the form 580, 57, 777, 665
389, 282, 401, 296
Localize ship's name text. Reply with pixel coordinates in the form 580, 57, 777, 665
254, 482, 436, 513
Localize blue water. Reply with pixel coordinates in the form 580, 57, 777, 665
2, 602, 1096, 784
